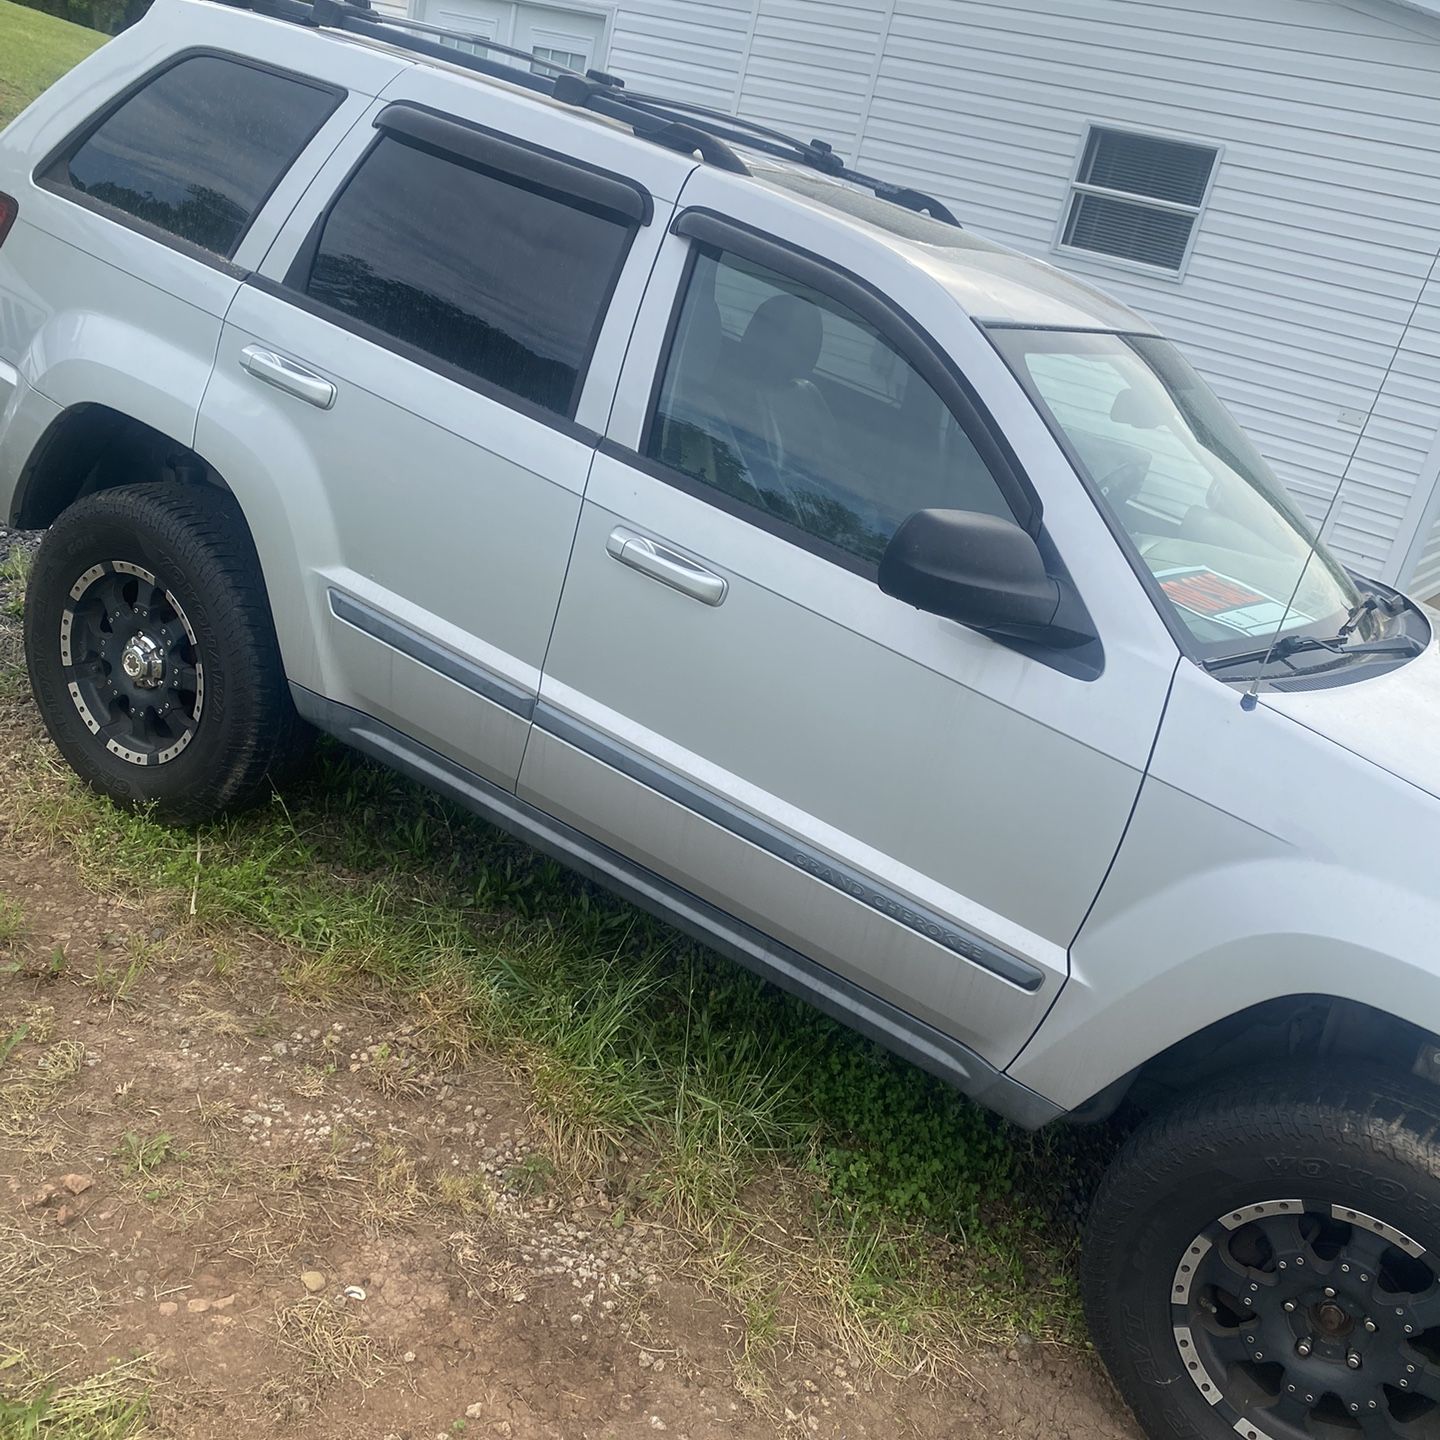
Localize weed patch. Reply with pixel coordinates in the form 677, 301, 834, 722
12, 739, 1093, 1368
0, 1351, 150, 1440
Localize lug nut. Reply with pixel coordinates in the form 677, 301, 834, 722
1347, 1351, 1362, 1370
1324, 1287, 1337, 1299
1284, 1301, 1297, 1313
1365, 1318, 1378, 1333
1297, 1338, 1313, 1358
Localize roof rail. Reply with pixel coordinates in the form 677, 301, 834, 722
219, 0, 960, 222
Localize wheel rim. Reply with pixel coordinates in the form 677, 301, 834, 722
1174, 1198, 1440, 1437
59, 560, 205, 767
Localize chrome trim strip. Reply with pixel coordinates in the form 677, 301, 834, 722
288, 685, 1066, 1129
532, 702, 1046, 993
1172, 1233, 1212, 1304
328, 589, 535, 721
1221, 1199, 1303, 1231
1331, 1205, 1426, 1259
1172, 1325, 1221, 1405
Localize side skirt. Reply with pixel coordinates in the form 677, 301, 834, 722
290, 685, 1066, 1130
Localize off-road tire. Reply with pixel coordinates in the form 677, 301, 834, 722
1084, 1065, 1440, 1440
24, 482, 310, 822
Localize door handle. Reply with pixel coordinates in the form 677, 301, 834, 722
606, 527, 727, 606
239, 344, 337, 410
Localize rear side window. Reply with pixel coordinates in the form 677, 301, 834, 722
648, 249, 1016, 566
43, 56, 342, 259
294, 134, 635, 418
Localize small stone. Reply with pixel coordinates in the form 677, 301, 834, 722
211, 1294, 236, 1311
648, 1419, 667, 1432
158, 1301, 178, 1317
404, 1351, 417, 1364
187, 1298, 210, 1314
466, 1403, 485, 1419
300, 1270, 326, 1293
1006, 1348, 1020, 1363
60, 1173, 94, 1196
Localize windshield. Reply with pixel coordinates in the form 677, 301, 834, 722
988, 328, 1362, 658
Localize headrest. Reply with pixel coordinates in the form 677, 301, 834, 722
738, 294, 823, 384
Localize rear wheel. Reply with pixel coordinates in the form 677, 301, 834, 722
1084, 1067, 1440, 1440
24, 483, 309, 822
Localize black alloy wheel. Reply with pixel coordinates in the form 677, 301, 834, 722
60, 559, 205, 767
24, 482, 309, 821
1084, 1066, 1440, 1440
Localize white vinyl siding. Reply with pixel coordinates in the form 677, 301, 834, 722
846, 0, 1440, 576
607, 0, 756, 107
404, 0, 1440, 583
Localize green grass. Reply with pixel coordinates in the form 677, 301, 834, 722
0, 548, 31, 620
0, 0, 105, 130
12, 733, 1103, 1365
0, 1351, 150, 1440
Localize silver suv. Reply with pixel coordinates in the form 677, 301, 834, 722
4, 4, 1440, 1435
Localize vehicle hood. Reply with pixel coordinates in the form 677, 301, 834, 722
1260, 636, 1440, 802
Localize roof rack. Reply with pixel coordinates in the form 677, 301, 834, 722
222, 0, 962, 225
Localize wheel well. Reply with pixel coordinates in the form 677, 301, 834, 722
12, 405, 222, 529
1073, 995, 1440, 1122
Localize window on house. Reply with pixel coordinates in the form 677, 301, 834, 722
44, 56, 342, 259
296, 135, 635, 417
531, 44, 587, 72
1058, 126, 1218, 275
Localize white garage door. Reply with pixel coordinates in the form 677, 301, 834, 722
419, 0, 609, 76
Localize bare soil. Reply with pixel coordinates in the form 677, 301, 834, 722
0, 530, 1139, 1440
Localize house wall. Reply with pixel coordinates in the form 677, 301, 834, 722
418, 0, 1440, 585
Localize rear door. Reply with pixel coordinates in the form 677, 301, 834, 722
195, 69, 691, 789
521, 169, 1179, 1069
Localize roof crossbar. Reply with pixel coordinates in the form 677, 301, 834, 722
222, 0, 960, 221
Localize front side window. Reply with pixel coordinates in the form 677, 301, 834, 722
297, 135, 633, 417
45, 56, 341, 258
648, 249, 1014, 566
990, 327, 1361, 656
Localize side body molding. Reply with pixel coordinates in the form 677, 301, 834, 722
291, 683, 1065, 1130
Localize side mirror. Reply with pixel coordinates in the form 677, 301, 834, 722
878, 509, 1062, 637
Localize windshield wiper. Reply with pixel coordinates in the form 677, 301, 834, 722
1204, 630, 1423, 673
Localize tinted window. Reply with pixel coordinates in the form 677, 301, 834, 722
300, 136, 633, 417
649, 251, 1014, 565
48, 56, 340, 258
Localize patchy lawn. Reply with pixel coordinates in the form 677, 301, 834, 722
0, 535, 1135, 1436
0, 0, 105, 130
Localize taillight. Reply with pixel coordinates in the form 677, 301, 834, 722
0, 192, 16, 249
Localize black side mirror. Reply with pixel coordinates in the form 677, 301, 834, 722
878, 509, 1062, 638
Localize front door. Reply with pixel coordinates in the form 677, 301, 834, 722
519, 168, 1178, 1067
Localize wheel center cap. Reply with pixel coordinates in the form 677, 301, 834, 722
120, 634, 165, 688
1315, 1301, 1352, 1338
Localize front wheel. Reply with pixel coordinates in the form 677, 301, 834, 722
24, 482, 309, 822
1084, 1067, 1440, 1440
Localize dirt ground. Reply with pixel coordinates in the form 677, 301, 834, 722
0, 529, 1139, 1440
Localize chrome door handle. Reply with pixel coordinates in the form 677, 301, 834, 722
239, 344, 336, 410
606, 527, 727, 606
